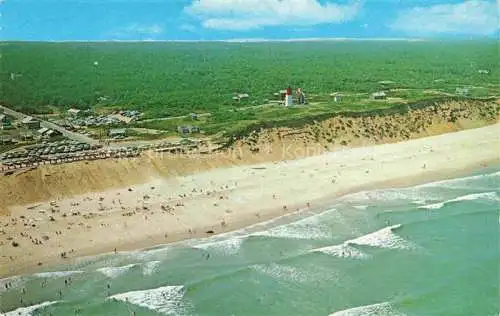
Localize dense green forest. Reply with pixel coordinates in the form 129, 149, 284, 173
1, 41, 498, 119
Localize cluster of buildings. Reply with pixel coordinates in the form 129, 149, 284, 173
0, 114, 62, 145
64, 108, 143, 128
0, 143, 140, 172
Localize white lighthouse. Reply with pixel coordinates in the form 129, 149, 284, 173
285, 87, 293, 107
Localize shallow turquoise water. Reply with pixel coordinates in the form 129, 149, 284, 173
1, 167, 499, 316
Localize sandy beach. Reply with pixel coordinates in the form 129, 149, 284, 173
1, 123, 499, 277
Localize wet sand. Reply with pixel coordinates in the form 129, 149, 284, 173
1, 124, 499, 277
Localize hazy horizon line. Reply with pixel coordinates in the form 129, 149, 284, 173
1, 37, 430, 43
2, 36, 497, 43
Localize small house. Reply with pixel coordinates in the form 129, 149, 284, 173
455, 88, 469, 96
330, 93, 343, 103
37, 127, 50, 135
232, 93, 249, 103
20, 132, 34, 140
0, 114, 6, 123
108, 128, 127, 138
371, 91, 387, 100
21, 117, 41, 129
177, 125, 200, 135
191, 113, 198, 120
67, 108, 81, 117
45, 129, 61, 137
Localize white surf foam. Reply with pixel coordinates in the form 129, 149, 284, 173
142, 261, 161, 276
251, 211, 333, 240
329, 301, 405, 316
310, 224, 414, 257
192, 237, 244, 256
108, 285, 188, 315
33, 270, 84, 279
0, 276, 24, 293
411, 199, 427, 205
97, 264, 136, 278
418, 192, 499, 210
418, 202, 445, 210
340, 171, 500, 203
2, 301, 58, 316
348, 224, 415, 250
311, 243, 371, 260
416, 171, 500, 189
339, 188, 438, 204
352, 205, 368, 210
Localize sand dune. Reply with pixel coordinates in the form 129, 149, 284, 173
1, 99, 497, 211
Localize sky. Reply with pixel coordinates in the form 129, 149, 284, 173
0, 0, 498, 41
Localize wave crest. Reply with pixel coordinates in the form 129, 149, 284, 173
329, 301, 405, 316
97, 264, 136, 278
418, 192, 499, 210
3, 301, 58, 316
310, 224, 416, 258
311, 244, 371, 260
108, 285, 189, 315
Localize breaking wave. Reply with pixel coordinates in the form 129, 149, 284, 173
329, 301, 405, 316
2, 301, 58, 316
191, 237, 244, 256
310, 224, 415, 259
97, 264, 136, 278
251, 210, 335, 240
418, 192, 499, 210
32, 270, 84, 279
311, 243, 371, 260
0, 276, 24, 293
415, 171, 500, 189
348, 224, 415, 250
142, 261, 161, 276
108, 285, 189, 316
340, 170, 500, 203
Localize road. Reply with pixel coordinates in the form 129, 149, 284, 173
0, 105, 98, 145
139, 112, 211, 123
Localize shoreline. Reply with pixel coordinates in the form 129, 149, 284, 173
2, 160, 497, 280
1, 124, 499, 278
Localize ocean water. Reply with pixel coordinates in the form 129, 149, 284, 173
1, 167, 499, 316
